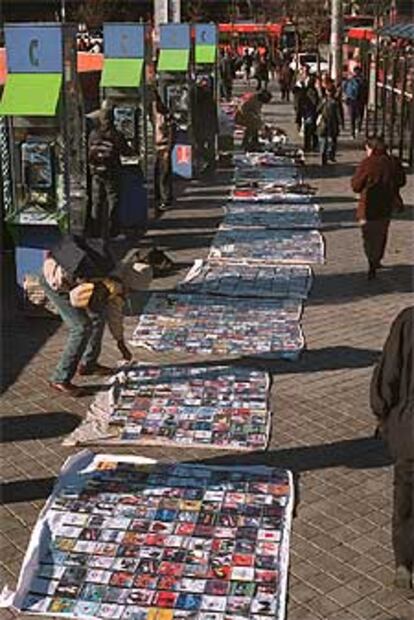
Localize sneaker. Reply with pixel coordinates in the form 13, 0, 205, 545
394, 565, 412, 589
158, 203, 172, 212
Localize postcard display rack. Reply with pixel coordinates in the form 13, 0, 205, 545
1, 134, 325, 620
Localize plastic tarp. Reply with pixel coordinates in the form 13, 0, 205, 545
100, 57, 143, 88
0, 73, 61, 116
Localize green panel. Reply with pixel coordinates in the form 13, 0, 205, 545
196, 45, 216, 64
158, 49, 189, 72
0, 74, 61, 117
101, 58, 143, 88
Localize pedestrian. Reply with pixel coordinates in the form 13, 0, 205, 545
370, 306, 414, 589
254, 56, 269, 91
242, 48, 253, 82
153, 91, 175, 212
298, 74, 319, 152
317, 86, 342, 164
279, 61, 294, 102
40, 236, 116, 395
88, 107, 133, 238
351, 136, 406, 279
292, 65, 310, 130
236, 90, 272, 152
192, 77, 218, 174
219, 50, 234, 101
343, 66, 367, 138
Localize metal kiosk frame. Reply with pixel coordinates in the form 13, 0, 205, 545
100, 22, 154, 230
157, 23, 193, 180
0, 23, 87, 311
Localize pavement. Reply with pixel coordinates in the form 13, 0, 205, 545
1, 81, 414, 620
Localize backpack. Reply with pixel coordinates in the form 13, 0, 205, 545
344, 77, 361, 102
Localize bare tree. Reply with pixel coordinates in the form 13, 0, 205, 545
289, 0, 330, 50
74, 0, 126, 29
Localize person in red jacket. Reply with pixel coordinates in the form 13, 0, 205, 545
351, 136, 406, 279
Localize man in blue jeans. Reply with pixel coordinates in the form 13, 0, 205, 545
41, 269, 110, 396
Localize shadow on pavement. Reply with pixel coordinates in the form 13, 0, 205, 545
309, 264, 414, 305
306, 162, 356, 180
1, 412, 81, 442
1, 477, 56, 504
246, 345, 380, 374
196, 436, 392, 472
151, 216, 222, 230
318, 196, 356, 205
1, 316, 60, 395
0, 436, 391, 505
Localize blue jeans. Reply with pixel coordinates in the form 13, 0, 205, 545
40, 275, 106, 383
320, 135, 337, 162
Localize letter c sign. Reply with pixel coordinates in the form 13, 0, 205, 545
29, 39, 40, 66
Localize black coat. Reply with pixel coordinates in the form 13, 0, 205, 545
370, 307, 414, 460
317, 97, 341, 138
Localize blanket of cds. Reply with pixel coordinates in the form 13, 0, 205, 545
221, 206, 321, 230
130, 293, 304, 359
1, 452, 293, 620
230, 188, 313, 204
233, 167, 301, 184
178, 260, 313, 299
64, 365, 272, 452
209, 229, 324, 265
233, 153, 298, 170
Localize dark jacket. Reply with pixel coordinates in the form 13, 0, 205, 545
351, 150, 406, 221
220, 56, 234, 82
298, 85, 319, 124
370, 307, 414, 460
317, 97, 341, 138
192, 84, 218, 141
88, 126, 132, 176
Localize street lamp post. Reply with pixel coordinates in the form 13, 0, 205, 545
330, 0, 343, 83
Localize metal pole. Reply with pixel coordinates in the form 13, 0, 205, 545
61, 0, 66, 23
330, 0, 343, 84
154, 0, 169, 44
171, 0, 181, 23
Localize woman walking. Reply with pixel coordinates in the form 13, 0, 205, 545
351, 137, 406, 279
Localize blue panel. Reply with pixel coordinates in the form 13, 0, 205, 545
5, 25, 62, 73
172, 144, 192, 179
14, 226, 61, 286
104, 23, 145, 59
160, 24, 190, 50
195, 24, 217, 46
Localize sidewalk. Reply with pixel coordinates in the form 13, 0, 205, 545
1, 83, 414, 620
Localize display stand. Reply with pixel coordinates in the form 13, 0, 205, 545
157, 23, 193, 179
0, 23, 87, 311
100, 22, 154, 229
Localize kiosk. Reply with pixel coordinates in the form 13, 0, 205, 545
157, 23, 193, 179
0, 23, 87, 310
100, 22, 154, 229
